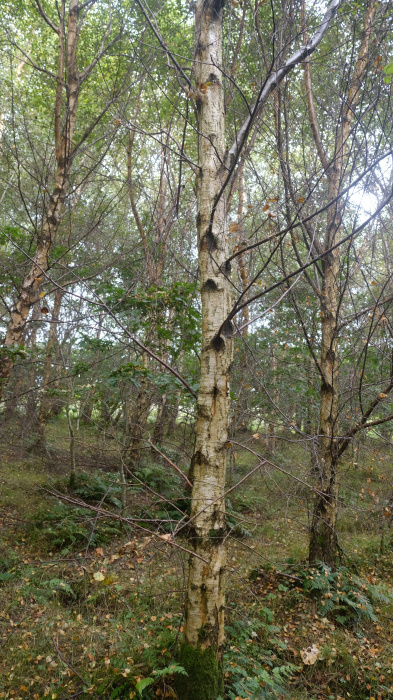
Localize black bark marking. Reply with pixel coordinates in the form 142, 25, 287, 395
200, 230, 218, 252
211, 334, 225, 352
221, 320, 233, 338
202, 279, 219, 292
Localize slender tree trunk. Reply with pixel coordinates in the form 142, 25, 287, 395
126, 349, 151, 469
307, 1, 375, 566
231, 163, 251, 433
0, 0, 80, 398
4, 303, 38, 421
166, 350, 184, 434
236, 161, 249, 334
179, 1, 232, 697
153, 391, 167, 445
127, 113, 166, 464
270, 346, 277, 454
167, 388, 181, 434
67, 404, 76, 487
24, 303, 41, 429
38, 288, 64, 442
82, 309, 104, 423
306, 354, 318, 476
152, 310, 173, 445
309, 209, 340, 565
119, 460, 127, 510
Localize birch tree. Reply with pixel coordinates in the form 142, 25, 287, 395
171, 0, 344, 695
0, 0, 124, 398
306, 0, 377, 566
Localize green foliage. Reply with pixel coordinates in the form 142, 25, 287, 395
79, 335, 115, 352
145, 496, 189, 533
226, 498, 252, 538
383, 62, 393, 83
296, 563, 391, 626
224, 617, 297, 699
109, 358, 199, 395
69, 470, 123, 509
0, 555, 19, 584
136, 460, 180, 493
0, 344, 27, 361
28, 502, 123, 554
135, 664, 187, 696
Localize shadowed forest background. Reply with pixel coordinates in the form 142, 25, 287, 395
1, 0, 393, 698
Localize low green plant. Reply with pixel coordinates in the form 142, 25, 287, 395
224, 616, 297, 698
67, 470, 123, 509
27, 502, 124, 554
137, 461, 180, 492
226, 498, 252, 538
135, 663, 188, 696
295, 563, 391, 625
0, 554, 20, 584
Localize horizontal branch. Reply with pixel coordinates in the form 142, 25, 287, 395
337, 380, 393, 457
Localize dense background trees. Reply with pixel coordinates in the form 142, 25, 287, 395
1, 0, 393, 698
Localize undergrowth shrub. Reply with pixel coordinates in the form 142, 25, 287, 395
0, 555, 19, 584
295, 563, 391, 625
63, 470, 123, 508
27, 502, 124, 554
226, 498, 252, 538
223, 609, 298, 699
137, 461, 180, 492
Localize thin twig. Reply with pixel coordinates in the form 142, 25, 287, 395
52, 637, 89, 686
149, 441, 192, 489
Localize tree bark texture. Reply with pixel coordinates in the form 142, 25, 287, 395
38, 288, 64, 441
308, 1, 375, 565
126, 348, 151, 469
24, 303, 41, 422
179, 1, 232, 697
0, 0, 80, 399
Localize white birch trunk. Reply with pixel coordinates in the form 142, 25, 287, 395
179, 0, 232, 697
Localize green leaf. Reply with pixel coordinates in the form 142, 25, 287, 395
135, 677, 154, 695
153, 664, 188, 679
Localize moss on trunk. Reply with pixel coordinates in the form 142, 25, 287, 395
176, 643, 223, 700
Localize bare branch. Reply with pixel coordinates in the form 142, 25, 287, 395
33, 0, 60, 34
134, 0, 191, 88
226, 0, 343, 168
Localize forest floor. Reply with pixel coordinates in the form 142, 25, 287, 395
1, 419, 393, 700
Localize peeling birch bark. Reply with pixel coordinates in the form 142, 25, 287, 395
179, 0, 232, 697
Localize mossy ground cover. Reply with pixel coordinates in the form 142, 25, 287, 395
1, 421, 393, 699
